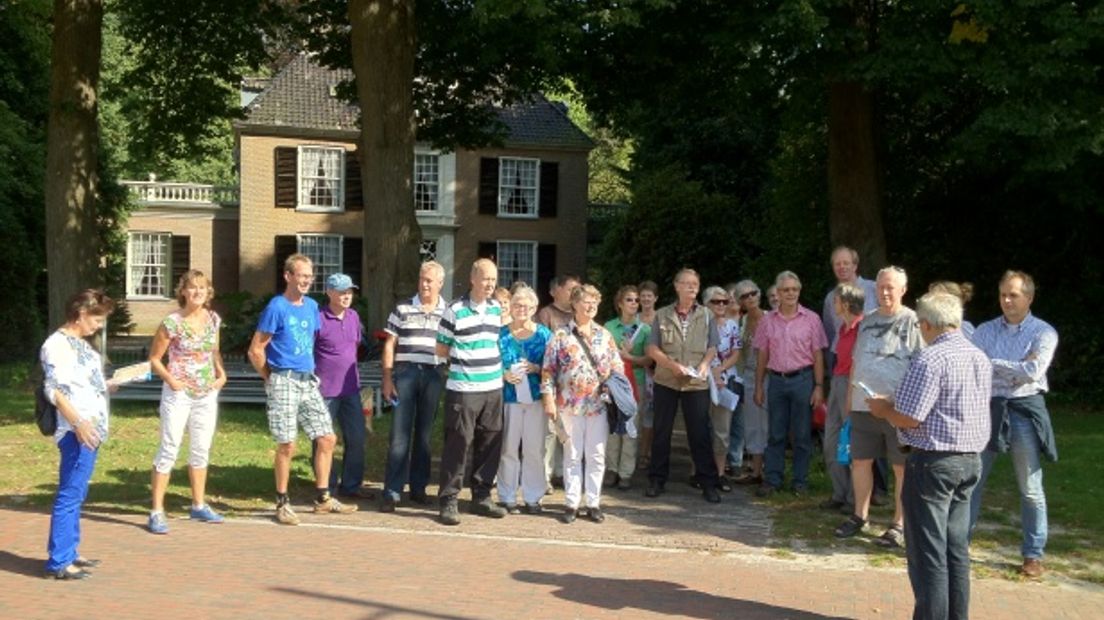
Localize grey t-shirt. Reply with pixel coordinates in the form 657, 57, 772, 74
849, 307, 923, 411
822, 276, 878, 351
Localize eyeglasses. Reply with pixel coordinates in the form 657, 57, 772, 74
708, 299, 730, 306
738, 291, 759, 300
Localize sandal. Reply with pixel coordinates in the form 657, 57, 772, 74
874, 525, 905, 549
716, 476, 733, 493
834, 515, 866, 538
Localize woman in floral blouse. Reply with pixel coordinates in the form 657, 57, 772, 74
541, 284, 624, 524
147, 270, 227, 534
41, 289, 115, 580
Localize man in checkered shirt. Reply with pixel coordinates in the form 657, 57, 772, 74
867, 291, 991, 620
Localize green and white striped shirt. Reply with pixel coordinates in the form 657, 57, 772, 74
437, 296, 503, 392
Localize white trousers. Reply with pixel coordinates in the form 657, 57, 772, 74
562, 413, 609, 509
497, 402, 548, 505
153, 386, 219, 473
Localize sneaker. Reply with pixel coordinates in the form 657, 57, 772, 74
874, 525, 905, 549
834, 515, 866, 538
379, 496, 397, 513
314, 495, 358, 514
148, 512, 169, 535
471, 497, 507, 519
1021, 557, 1044, 579
439, 500, 461, 526
188, 504, 224, 523
524, 503, 544, 515
588, 507, 605, 523
561, 506, 577, 524
506, 504, 522, 515
276, 503, 300, 526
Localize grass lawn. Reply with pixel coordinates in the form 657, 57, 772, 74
762, 402, 1104, 584
2, 362, 1101, 583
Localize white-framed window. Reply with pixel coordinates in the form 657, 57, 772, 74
419, 239, 438, 262
127, 232, 171, 298
497, 241, 537, 289
498, 157, 539, 217
297, 234, 343, 293
414, 153, 440, 212
298, 146, 344, 211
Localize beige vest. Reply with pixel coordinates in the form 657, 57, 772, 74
653, 304, 712, 392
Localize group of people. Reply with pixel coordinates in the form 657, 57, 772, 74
39, 246, 1060, 620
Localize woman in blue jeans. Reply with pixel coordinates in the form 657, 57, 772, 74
40, 289, 115, 580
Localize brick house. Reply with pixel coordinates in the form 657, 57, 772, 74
122, 54, 593, 333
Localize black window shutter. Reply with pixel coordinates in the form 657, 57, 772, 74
342, 237, 363, 287
479, 157, 499, 215
345, 150, 363, 211
274, 235, 298, 293
478, 242, 496, 262
537, 244, 557, 306
170, 236, 191, 292
274, 147, 298, 208
539, 161, 558, 218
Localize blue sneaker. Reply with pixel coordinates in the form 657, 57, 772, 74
189, 504, 224, 523
148, 512, 169, 535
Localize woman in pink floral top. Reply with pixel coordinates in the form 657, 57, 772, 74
146, 270, 227, 534
541, 284, 624, 524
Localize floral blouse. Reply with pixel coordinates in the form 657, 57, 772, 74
541, 321, 624, 417
712, 318, 743, 383
162, 310, 221, 397
41, 330, 109, 444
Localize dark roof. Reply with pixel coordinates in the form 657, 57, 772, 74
240, 55, 592, 150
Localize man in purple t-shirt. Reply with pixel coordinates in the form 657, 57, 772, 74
312, 273, 373, 499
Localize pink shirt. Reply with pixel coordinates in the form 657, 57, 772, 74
752, 305, 828, 373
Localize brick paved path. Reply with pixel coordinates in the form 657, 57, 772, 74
2, 493, 1101, 620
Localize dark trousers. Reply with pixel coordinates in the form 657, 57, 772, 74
383, 363, 444, 500
903, 450, 980, 620
648, 384, 718, 487
438, 388, 503, 504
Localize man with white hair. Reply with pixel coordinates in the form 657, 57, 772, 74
821, 246, 878, 352
834, 266, 923, 548
867, 291, 991, 620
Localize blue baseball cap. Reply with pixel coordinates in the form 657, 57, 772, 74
326, 273, 358, 291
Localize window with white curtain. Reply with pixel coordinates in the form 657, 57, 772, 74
497, 157, 539, 217
127, 232, 171, 297
297, 234, 343, 293
414, 153, 440, 211
298, 146, 344, 211
496, 241, 537, 289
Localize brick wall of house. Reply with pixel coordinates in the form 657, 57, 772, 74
237, 133, 363, 297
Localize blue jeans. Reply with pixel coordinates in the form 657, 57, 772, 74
903, 451, 980, 620
46, 432, 99, 572
312, 392, 365, 495
969, 407, 1048, 559
384, 363, 444, 500
764, 368, 813, 490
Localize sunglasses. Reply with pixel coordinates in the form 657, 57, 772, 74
738, 291, 759, 300
623, 297, 639, 303
708, 299, 730, 306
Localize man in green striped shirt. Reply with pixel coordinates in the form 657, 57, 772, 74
434, 258, 506, 525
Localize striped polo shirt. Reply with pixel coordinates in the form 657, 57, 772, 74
385, 294, 448, 366
437, 295, 503, 392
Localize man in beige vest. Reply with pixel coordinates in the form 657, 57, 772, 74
645, 269, 722, 502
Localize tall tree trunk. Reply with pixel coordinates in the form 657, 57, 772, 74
827, 81, 887, 273
348, 0, 421, 331
44, 0, 104, 328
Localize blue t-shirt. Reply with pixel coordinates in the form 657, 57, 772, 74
498, 323, 552, 404
257, 295, 320, 372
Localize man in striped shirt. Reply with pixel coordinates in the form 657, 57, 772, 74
968, 270, 1059, 579
434, 258, 506, 525
867, 291, 991, 620
379, 261, 448, 512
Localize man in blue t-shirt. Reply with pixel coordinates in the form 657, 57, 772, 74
248, 254, 358, 525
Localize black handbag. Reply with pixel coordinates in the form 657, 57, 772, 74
34, 383, 58, 436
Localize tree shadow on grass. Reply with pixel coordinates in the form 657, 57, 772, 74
512, 571, 848, 619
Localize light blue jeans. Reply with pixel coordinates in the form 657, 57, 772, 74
969, 407, 1048, 559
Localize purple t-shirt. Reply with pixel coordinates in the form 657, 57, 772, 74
314, 306, 362, 398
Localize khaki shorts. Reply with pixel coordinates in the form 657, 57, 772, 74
849, 410, 906, 465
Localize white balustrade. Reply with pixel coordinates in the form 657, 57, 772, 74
121, 180, 239, 207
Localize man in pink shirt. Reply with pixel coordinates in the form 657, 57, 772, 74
753, 271, 828, 497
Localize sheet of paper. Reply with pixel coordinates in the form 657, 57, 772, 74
109, 361, 152, 386
708, 372, 741, 411
512, 361, 534, 404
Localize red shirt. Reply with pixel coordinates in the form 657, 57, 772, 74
833, 316, 862, 376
